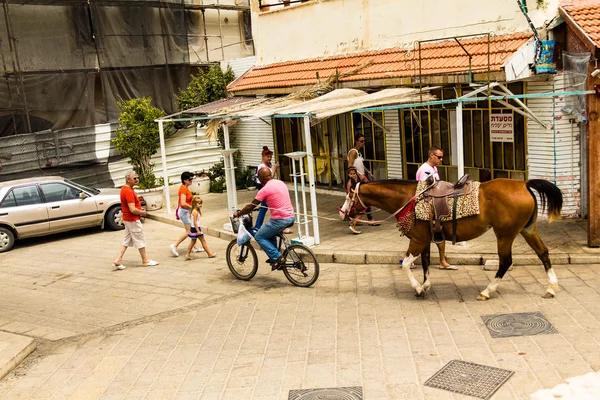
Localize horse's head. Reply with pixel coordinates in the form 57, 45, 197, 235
339, 185, 367, 221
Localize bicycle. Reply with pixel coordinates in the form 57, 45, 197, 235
226, 213, 319, 287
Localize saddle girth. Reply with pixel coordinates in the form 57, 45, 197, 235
422, 174, 472, 245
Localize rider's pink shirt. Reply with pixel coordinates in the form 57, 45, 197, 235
255, 179, 295, 220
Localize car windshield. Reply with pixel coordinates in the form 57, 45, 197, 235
65, 179, 101, 195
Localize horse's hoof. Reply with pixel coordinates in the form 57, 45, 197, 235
423, 283, 431, 292
542, 289, 555, 299
477, 294, 489, 301
415, 291, 425, 298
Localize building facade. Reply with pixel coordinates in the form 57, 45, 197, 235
226, 0, 592, 220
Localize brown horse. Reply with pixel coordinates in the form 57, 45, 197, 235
341, 178, 563, 300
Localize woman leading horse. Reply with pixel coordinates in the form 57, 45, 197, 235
341, 178, 563, 300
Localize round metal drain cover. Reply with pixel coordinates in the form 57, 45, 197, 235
482, 311, 557, 338
288, 386, 363, 400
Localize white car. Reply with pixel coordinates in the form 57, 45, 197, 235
0, 176, 125, 252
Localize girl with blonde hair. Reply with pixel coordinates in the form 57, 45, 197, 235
186, 196, 216, 260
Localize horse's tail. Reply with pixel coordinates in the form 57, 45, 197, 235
526, 179, 563, 222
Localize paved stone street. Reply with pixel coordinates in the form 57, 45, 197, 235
0, 221, 600, 399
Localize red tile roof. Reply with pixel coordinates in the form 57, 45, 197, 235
561, 2, 600, 48
228, 33, 532, 93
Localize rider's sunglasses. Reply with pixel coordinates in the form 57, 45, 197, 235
434, 155, 443, 160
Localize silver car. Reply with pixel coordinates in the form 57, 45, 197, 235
0, 176, 124, 252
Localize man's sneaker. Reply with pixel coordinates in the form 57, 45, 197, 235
114, 264, 126, 270
170, 244, 179, 257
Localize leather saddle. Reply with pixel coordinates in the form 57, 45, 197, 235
422, 174, 471, 244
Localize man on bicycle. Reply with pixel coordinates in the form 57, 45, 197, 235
233, 167, 295, 270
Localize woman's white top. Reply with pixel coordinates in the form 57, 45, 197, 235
347, 148, 366, 176
256, 162, 277, 183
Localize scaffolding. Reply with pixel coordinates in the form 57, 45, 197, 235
0, 0, 252, 138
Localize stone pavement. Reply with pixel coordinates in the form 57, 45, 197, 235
0, 208, 598, 398
148, 186, 600, 266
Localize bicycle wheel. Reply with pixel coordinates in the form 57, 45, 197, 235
226, 240, 258, 281
281, 244, 319, 287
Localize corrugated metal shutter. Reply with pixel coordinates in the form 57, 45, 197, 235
73, 126, 222, 188
231, 119, 274, 169
527, 73, 580, 217
385, 109, 403, 178
228, 56, 257, 78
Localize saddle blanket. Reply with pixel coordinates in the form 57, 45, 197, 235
415, 181, 481, 221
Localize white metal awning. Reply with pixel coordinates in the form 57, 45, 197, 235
461, 81, 548, 129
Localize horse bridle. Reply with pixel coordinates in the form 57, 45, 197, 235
344, 182, 367, 220
346, 180, 437, 223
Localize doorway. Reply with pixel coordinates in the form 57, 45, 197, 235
273, 113, 387, 189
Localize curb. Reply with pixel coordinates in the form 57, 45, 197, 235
146, 214, 590, 266
0, 332, 36, 380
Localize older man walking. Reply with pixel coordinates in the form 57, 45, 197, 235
113, 171, 159, 270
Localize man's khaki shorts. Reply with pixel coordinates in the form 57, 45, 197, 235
122, 220, 146, 249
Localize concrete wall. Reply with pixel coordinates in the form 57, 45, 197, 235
250, 0, 559, 64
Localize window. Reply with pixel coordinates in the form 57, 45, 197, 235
40, 183, 80, 203
12, 186, 42, 207
0, 191, 17, 209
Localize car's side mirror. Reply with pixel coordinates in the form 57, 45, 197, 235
79, 191, 89, 200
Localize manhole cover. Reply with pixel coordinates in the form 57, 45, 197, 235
482, 311, 558, 338
289, 386, 362, 400
424, 360, 514, 399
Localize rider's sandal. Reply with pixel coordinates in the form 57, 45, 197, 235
271, 256, 285, 271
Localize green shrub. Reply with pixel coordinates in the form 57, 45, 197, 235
112, 97, 172, 189
235, 166, 256, 189
196, 160, 226, 193
176, 65, 236, 111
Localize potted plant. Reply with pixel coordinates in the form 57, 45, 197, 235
112, 97, 171, 210
195, 160, 226, 193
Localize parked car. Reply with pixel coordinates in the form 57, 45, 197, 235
0, 176, 125, 253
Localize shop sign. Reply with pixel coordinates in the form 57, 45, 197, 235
490, 114, 514, 143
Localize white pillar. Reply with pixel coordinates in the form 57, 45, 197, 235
158, 120, 171, 213
456, 102, 465, 178
302, 116, 320, 245
290, 159, 304, 238
298, 156, 309, 240
222, 124, 237, 212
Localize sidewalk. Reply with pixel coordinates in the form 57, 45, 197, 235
148, 186, 600, 266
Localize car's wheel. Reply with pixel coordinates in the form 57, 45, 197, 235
0, 227, 15, 253
105, 206, 124, 230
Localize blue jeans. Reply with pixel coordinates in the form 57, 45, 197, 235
254, 201, 268, 229
255, 217, 295, 262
